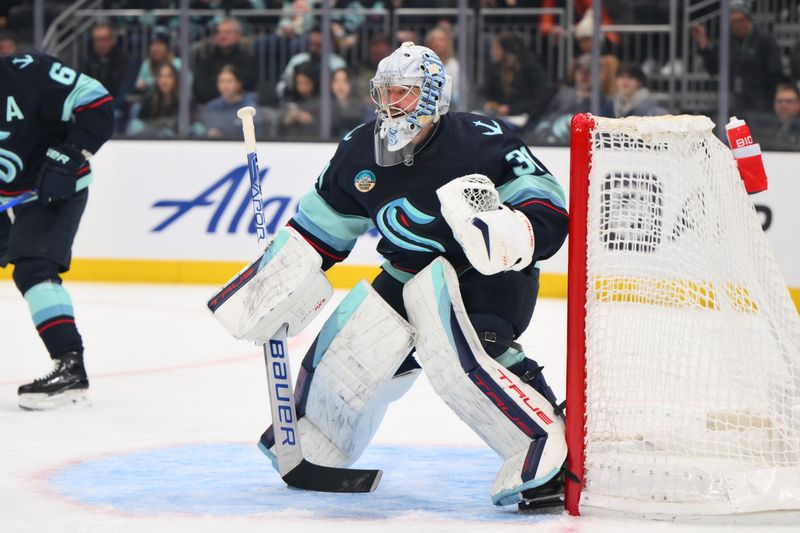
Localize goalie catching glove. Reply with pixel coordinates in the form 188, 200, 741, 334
437, 174, 535, 276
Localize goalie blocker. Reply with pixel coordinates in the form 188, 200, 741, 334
208, 227, 388, 492
207, 227, 332, 343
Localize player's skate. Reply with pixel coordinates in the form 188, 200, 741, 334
18, 352, 89, 410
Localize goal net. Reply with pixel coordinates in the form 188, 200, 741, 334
565, 114, 800, 518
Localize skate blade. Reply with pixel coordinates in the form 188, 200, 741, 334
19, 389, 90, 411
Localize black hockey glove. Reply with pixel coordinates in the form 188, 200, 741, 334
37, 143, 85, 205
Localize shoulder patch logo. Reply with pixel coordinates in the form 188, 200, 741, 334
11, 55, 33, 69
343, 123, 365, 141
354, 170, 376, 192
473, 119, 502, 136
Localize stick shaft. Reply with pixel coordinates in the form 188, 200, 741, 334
238, 108, 268, 250
0, 191, 37, 213
238, 106, 304, 473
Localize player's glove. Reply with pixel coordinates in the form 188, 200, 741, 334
37, 143, 85, 205
437, 174, 535, 276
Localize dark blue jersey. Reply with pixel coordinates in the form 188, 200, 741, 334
288, 112, 568, 278
0, 53, 113, 197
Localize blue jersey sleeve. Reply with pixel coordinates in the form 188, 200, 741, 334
491, 128, 569, 262
25, 55, 114, 153
288, 140, 374, 269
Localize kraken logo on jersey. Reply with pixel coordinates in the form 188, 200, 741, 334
354, 170, 376, 193
376, 197, 445, 253
0, 148, 23, 183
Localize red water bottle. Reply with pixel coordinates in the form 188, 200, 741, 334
725, 117, 768, 193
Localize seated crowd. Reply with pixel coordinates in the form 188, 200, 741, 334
1, 0, 799, 149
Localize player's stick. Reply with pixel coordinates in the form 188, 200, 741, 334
0, 191, 37, 214
236, 106, 382, 493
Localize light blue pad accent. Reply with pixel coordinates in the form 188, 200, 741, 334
24, 281, 74, 326
259, 227, 291, 268
491, 466, 560, 506
257, 441, 279, 471
432, 260, 457, 350
311, 282, 369, 367
495, 347, 525, 369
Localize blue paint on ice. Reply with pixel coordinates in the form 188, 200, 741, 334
46, 443, 543, 522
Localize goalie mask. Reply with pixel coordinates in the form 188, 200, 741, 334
370, 42, 452, 167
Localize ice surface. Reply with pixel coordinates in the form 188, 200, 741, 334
0, 282, 790, 532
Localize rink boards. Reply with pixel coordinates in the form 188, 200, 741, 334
0, 140, 796, 309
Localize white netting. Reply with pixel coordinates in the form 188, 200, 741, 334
580, 115, 800, 516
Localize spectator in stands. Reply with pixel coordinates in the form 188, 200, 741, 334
539, 1, 621, 47
203, 64, 259, 139
276, 27, 346, 100
573, 10, 619, 96
531, 54, 614, 145
751, 83, 800, 151
789, 6, 800, 88
330, 68, 364, 138
353, 33, 392, 100
425, 25, 460, 107
279, 64, 321, 139
193, 17, 257, 105
277, 0, 363, 48
277, 0, 315, 41
83, 22, 134, 104
0, 33, 18, 56
330, 0, 368, 51
690, 0, 784, 114
190, 0, 267, 8
613, 63, 667, 117
551, 54, 615, 118
479, 32, 554, 131
134, 29, 182, 95
128, 63, 203, 137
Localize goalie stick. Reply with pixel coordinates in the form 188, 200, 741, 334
237, 106, 382, 493
0, 191, 37, 214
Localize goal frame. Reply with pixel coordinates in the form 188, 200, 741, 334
563, 112, 800, 520
565, 112, 592, 516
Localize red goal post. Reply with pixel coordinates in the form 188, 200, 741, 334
565, 113, 592, 516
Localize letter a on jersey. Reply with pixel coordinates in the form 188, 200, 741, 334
6, 97, 24, 122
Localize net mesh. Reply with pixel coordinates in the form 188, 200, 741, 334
581, 115, 800, 515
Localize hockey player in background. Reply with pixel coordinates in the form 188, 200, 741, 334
0, 53, 113, 409
210, 42, 569, 509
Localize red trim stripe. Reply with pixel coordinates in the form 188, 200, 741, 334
77, 164, 91, 176
0, 188, 34, 196
516, 199, 569, 217
389, 262, 419, 274
74, 95, 113, 113
299, 235, 347, 261
37, 318, 75, 334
